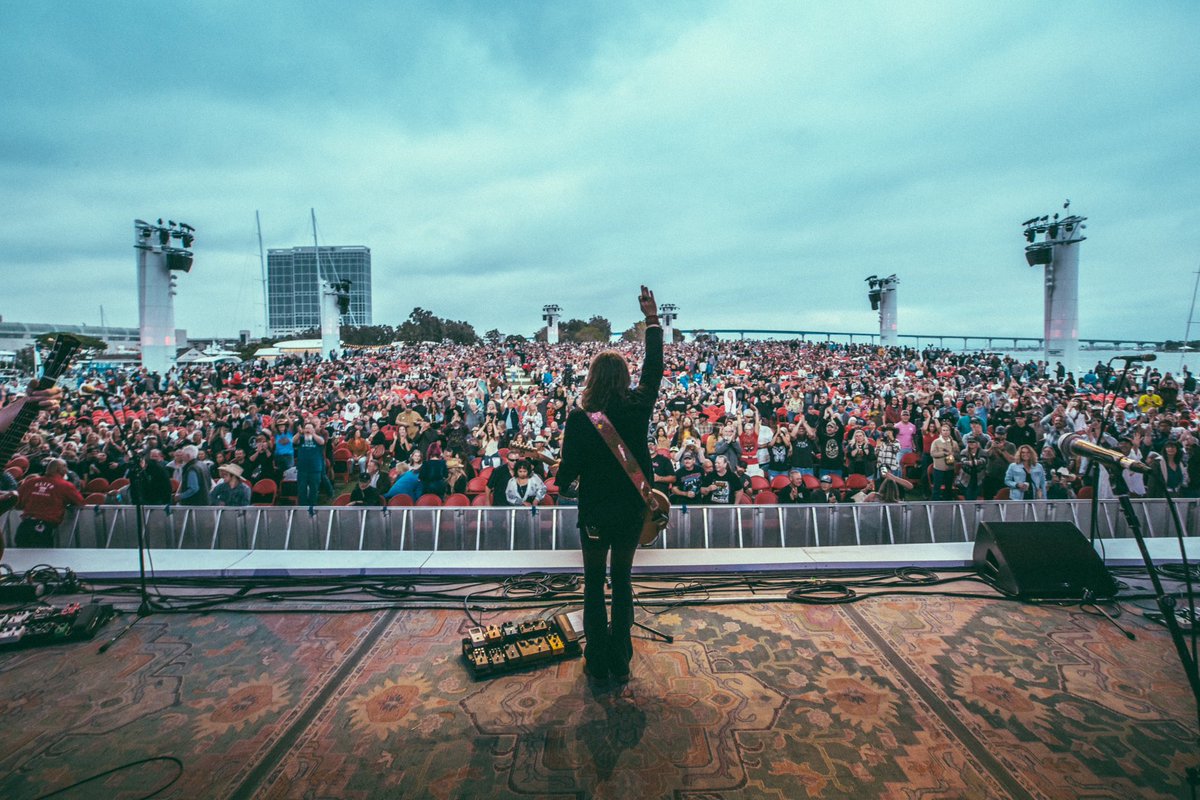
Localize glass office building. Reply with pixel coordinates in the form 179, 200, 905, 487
267, 246, 372, 335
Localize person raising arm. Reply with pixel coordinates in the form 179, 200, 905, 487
555, 285, 663, 684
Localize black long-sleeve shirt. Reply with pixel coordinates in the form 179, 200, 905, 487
556, 326, 664, 534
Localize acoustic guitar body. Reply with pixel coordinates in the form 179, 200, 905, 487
640, 488, 670, 546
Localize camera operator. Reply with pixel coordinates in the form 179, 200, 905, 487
982, 425, 1017, 499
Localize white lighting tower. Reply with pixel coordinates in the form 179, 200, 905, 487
659, 303, 678, 343
134, 218, 194, 376
1022, 201, 1086, 375
321, 279, 352, 360
865, 275, 899, 347
542, 304, 562, 344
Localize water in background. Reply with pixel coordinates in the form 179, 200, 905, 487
967, 348, 1195, 378
687, 333, 1196, 376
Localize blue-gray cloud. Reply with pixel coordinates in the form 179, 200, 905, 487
1, 1, 1197, 344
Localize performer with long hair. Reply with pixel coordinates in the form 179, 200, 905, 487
557, 285, 663, 683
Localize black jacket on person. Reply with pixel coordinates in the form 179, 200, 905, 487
556, 326, 664, 535
137, 457, 174, 505
487, 463, 514, 507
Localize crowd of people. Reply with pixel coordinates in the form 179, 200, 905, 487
2, 337, 1197, 542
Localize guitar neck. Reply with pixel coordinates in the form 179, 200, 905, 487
0, 374, 59, 466
0, 335, 82, 469
0, 400, 43, 466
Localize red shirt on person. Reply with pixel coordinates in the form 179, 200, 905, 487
17, 475, 86, 525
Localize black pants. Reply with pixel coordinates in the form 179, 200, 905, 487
580, 524, 639, 674
14, 518, 56, 548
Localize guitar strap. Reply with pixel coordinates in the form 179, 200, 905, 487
587, 411, 654, 509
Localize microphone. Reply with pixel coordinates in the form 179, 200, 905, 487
1113, 353, 1157, 362
1058, 432, 1150, 474
79, 384, 114, 397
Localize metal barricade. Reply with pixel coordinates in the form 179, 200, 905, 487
1, 498, 1194, 552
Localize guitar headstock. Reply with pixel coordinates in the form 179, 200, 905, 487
39, 333, 83, 384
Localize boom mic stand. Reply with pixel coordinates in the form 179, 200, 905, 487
95, 394, 154, 653
1104, 462, 1200, 735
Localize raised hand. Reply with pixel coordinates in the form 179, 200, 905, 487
639, 285, 657, 320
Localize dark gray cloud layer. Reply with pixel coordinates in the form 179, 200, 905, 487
1, 2, 1197, 341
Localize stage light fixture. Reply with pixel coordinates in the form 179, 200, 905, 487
1047, 224, 1059, 238
158, 229, 170, 246
1024, 229, 1036, 243
1025, 245, 1053, 266
166, 250, 194, 272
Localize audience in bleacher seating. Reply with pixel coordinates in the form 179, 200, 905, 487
1, 340, 1196, 510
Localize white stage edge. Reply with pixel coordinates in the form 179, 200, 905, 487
3, 538, 1196, 579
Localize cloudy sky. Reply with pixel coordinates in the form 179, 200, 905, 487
2, 1, 1198, 342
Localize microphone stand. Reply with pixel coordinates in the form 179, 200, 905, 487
1104, 462, 1200, 735
1151, 454, 1200, 676
93, 393, 154, 654
1088, 357, 1134, 546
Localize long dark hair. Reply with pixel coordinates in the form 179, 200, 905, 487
581, 351, 631, 412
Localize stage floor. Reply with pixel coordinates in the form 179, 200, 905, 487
2, 578, 1196, 800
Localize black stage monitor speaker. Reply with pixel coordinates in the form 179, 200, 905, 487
973, 521, 1118, 599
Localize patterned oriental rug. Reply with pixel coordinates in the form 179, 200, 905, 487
0, 596, 1194, 799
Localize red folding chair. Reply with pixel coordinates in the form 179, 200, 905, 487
252, 479, 278, 505
332, 449, 353, 479
844, 473, 870, 491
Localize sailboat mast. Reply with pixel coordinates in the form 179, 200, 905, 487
1182, 266, 1200, 372
310, 208, 323, 283
256, 210, 268, 337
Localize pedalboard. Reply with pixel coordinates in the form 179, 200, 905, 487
462, 611, 582, 679
0, 602, 115, 649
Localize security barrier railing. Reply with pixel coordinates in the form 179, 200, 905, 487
3, 499, 1195, 552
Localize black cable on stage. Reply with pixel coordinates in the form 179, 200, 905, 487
463, 591, 483, 627
1159, 563, 1200, 581
26, 564, 1182, 618
34, 755, 183, 800
786, 582, 857, 603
